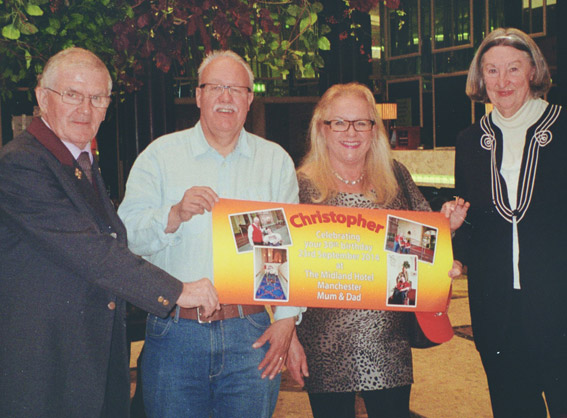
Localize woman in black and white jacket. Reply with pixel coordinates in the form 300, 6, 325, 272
445, 27, 567, 418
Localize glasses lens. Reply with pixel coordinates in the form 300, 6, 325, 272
229, 86, 248, 96
331, 121, 348, 131
206, 85, 225, 95
91, 96, 111, 108
354, 120, 372, 131
61, 92, 84, 105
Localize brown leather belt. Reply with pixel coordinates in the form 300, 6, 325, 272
172, 304, 265, 323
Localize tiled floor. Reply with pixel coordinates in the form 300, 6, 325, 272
130, 276, 495, 417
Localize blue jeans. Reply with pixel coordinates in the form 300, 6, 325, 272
141, 309, 280, 418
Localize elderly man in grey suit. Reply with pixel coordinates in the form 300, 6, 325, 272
0, 47, 220, 418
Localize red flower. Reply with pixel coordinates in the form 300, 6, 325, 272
136, 13, 150, 29
349, 0, 379, 13
155, 51, 171, 73
385, 0, 400, 9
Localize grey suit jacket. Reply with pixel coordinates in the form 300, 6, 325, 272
0, 118, 183, 417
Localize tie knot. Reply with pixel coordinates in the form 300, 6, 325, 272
77, 152, 93, 184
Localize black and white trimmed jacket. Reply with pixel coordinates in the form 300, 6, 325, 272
453, 103, 567, 356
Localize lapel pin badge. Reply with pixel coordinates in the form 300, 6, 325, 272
75, 168, 83, 180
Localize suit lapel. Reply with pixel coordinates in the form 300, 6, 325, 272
27, 118, 124, 239
92, 158, 127, 239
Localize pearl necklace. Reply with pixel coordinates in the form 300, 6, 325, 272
332, 170, 365, 185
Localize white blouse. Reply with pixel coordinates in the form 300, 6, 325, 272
492, 98, 548, 289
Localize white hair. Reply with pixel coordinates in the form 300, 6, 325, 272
38, 47, 112, 93
197, 50, 254, 89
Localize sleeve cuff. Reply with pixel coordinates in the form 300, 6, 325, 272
273, 306, 307, 324
156, 205, 183, 246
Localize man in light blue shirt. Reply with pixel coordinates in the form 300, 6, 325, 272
118, 50, 306, 418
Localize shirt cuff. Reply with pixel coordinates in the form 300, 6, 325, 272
156, 205, 183, 245
273, 306, 307, 325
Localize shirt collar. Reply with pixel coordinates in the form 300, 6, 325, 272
194, 121, 251, 159
41, 117, 93, 162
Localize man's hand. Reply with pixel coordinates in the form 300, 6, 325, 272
165, 186, 219, 233
175, 278, 220, 317
252, 316, 296, 380
441, 197, 470, 232
285, 329, 309, 387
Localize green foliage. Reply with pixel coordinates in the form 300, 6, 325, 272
0, 0, 332, 95
2, 23, 20, 39
112, 0, 330, 90
0, 0, 122, 97
0, 0, 396, 96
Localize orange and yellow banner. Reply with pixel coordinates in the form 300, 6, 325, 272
213, 198, 453, 312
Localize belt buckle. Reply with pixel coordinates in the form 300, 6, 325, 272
197, 307, 212, 324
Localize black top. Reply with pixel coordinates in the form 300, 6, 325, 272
453, 103, 567, 357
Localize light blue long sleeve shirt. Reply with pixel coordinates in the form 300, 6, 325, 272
118, 122, 304, 321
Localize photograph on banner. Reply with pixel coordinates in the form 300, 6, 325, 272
384, 215, 438, 264
228, 208, 293, 253
386, 254, 418, 307
213, 198, 453, 313
253, 247, 290, 302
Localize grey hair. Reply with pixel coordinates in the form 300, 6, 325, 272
466, 27, 550, 102
37, 47, 112, 93
197, 50, 254, 89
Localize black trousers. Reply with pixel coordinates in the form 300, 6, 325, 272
479, 293, 567, 418
480, 345, 567, 418
307, 385, 411, 418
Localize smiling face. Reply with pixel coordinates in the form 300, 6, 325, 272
322, 93, 374, 174
36, 66, 110, 150
36, 65, 110, 150
196, 56, 254, 155
482, 45, 535, 117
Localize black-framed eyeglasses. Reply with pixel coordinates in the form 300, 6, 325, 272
323, 119, 376, 132
44, 87, 111, 109
198, 83, 252, 97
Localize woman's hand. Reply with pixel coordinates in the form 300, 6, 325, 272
285, 329, 309, 387
253, 316, 296, 380
448, 260, 464, 279
441, 197, 470, 232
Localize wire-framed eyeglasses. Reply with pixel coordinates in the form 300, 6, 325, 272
198, 83, 252, 97
323, 119, 376, 132
44, 87, 111, 109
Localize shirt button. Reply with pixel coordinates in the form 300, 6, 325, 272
107, 301, 116, 310
110, 232, 118, 239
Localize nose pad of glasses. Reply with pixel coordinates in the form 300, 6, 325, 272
77, 99, 93, 111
